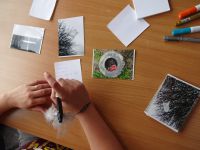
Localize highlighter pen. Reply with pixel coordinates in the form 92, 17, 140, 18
56, 97, 63, 123
164, 36, 200, 43
176, 12, 200, 26
172, 26, 200, 36
178, 4, 200, 19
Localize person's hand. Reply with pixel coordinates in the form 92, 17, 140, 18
6, 80, 52, 112
43, 72, 90, 114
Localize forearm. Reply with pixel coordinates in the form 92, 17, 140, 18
77, 104, 124, 150
43, 73, 123, 149
0, 93, 13, 115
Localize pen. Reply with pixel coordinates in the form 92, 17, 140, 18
164, 36, 200, 43
178, 4, 200, 19
176, 12, 200, 26
56, 97, 63, 123
172, 26, 200, 36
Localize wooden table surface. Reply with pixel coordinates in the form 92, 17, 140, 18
0, 0, 200, 149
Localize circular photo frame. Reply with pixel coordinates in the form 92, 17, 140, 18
99, 51, 125, 78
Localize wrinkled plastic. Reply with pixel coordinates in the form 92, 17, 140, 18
44, 105, 75, 137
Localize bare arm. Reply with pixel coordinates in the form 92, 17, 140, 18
77, 104, 123, 150
0, 93, 13, 115
44, 72, 124, 150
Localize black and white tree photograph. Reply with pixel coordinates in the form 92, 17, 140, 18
10, 24, 44, 54
58, 16, 84, 57
145, 74, 200, 132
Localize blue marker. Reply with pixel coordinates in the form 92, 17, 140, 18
172, 26, 200, 36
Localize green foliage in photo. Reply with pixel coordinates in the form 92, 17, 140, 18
118, 67, 133, 80
94, 49, 104, 62
93, 67, 132, 80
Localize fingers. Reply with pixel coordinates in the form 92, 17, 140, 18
28, 80, 48, 86
57, 78, 66, 86
30, 83, 51, 91
31, 88, 52, 98
29, 106, 45, 113
51, 89, 57, 104
29, 97, 53, 113
43, 72, 65, 96
31, 97, 51, 106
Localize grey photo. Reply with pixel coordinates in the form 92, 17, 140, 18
145, 74, 200, 132
58, 16, 84, 57
10, 24, 45, 54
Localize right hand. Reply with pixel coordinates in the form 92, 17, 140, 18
43, 72, 90, 114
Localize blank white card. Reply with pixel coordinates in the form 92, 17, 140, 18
29, 0, 57, 20
54, 59, 82, 82
107, 5, 150, 47
133, 0, 170, 19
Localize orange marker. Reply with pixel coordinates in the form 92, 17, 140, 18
178, 4, 200, 19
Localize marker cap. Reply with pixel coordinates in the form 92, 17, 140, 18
172, 28, 191, 36
178, 7, 197, 19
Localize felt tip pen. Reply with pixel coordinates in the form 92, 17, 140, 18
176, 12, 200, 26
178, 4, 200, 19
172, 26, 200, 36
56, 97, 63, 123
164, 36, 200, 43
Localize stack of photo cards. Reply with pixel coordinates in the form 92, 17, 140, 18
54, 59, 82, 82
107, 5, 149, 47
29, 0, 57, 20
92, 49, 135, 80
145, 74, 200, 132
58, 16, 84, 57
132, 0, 170, 19
10, 24, 45, 54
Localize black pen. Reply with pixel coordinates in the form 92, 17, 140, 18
56, 97, 63, 123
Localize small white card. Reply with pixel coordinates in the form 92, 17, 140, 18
107, 5, 149, 47
54, 59, 82, 82
29, 0, 57, 20
10, 24, 45, 54
133, 0, 170, 19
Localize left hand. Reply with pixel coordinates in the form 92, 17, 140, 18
5, 80, 52, 112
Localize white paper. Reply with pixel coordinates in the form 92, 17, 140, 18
107, 5, 149, 47
133, 0, 170, 19
58, 16, 84, 57
54, 59, 82, 82
10, 24, 45, 54
29, 0, 57, 20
